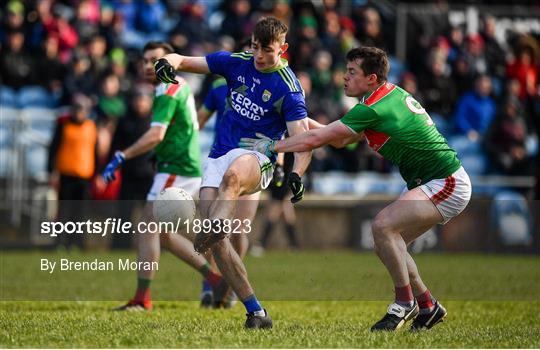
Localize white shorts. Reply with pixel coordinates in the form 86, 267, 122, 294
416, 166, 472, 224
146, 173, 201, 201
202, 148, 273, 194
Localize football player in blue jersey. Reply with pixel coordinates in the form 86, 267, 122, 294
198, 77, 257, 309
154, 17, 312, 329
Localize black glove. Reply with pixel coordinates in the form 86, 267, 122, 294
273, 164, 285, 187
154, 58, 178, 84
288, 172, 304, 203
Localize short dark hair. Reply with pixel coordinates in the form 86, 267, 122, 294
142, 41, 174, 55
253, 17, 288, 47
346, 47, 389, 83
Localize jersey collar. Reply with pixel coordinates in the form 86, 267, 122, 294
360, 82, 387, 104
257, 58, 289, 73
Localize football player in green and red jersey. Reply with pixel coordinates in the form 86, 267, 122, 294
240, 46, 472, 332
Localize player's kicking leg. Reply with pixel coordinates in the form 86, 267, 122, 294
370, 188, 443, 331
199, 193, 258, 308
197, 150, 273, 329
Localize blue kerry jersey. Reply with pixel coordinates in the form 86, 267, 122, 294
205, 51, 307, 161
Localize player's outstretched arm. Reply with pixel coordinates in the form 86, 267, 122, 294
155, 54, 210, 78
102, 125, 166, 183
123, 125, 166, 159
286, 119, 312, 177
307, 117, 327, 130
277, 120, 359, 153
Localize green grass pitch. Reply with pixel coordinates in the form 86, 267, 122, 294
1, 251, 539, 348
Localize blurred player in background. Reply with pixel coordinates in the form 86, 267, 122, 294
240, 46, 472, 331
154, 17, 312, 328
102, 41, 224, 311
255, 152, 299, 253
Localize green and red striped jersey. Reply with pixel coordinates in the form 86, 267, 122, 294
340, 82, 461, 189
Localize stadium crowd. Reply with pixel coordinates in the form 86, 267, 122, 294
1, 0, 539, 199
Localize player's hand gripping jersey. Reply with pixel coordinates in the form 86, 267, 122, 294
205, 51, 307, 161
340, 82, 461, 189
152, 78, 202, 177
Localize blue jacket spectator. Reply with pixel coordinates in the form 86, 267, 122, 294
136, 0, 165, 33
454, 74, 496, 139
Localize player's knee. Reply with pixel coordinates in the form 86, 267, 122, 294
221, 169, 241, 193
371, 214, 393, 245
372, 214, 390, 235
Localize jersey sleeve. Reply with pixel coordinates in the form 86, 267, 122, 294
281, 92, 308, 122
205, 51, 234, 78
340, 103, 379, 133
203, 86, 219, 112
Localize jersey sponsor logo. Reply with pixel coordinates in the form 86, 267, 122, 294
262, 89, 272, 102
230, 91, 268, 121
364, 129, 390, 152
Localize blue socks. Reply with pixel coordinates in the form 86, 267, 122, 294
202, 280, 212, 293
242, 294, 263, 313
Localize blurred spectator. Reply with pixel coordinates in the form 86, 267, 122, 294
463, 34, 488, 76
99, 3, 123, 49
290, 37, 317, 71
136, 0, 166, 34
64, 50, 95, 100
108, 47, 132, 94
1, 0, 26, 40
484, 97, 531, 175
320, 11, 343, 66
42, 3, 79, 63
115, 0, 166, 49
451, 55, 474, 97
87, 34, 109, 81
481, 15, 507, 80
34, 34, 64, 98
0, 28, 35, 89
506, 46, 538, 102
358, 7, 385, 50
309, 50, 333, 98
110, 85, 155, 248
220, 0, 253, 41
270, 0, 292, 26
96, 72, 127, 123
48, 93, 97, 248
447, 26, 465, 65
171, 1, 213, 50
73, 0, 101, 42
418, 49, 456, 120
454, 74, 496, 141
400, 72, 424, 105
